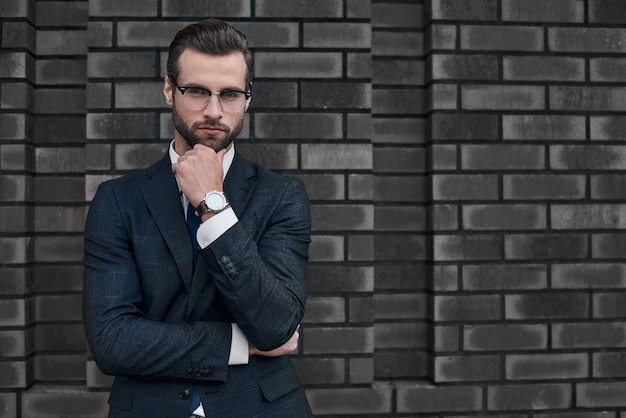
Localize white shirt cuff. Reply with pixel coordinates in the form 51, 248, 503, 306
228, 323, 249, 365
196, 207, 238, 248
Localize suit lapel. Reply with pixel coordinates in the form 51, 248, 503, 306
141, 154, 195, 293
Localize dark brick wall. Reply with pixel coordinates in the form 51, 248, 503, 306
3, 0, 626, 417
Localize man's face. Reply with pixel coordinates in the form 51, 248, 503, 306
164, 49, 249, 153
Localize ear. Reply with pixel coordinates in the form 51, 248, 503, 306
163, 76, 173, 105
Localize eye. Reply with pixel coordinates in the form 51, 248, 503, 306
220, 90, 243, 101
185, 87, 209, 98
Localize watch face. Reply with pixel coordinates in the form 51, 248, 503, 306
206, 191, 227, 211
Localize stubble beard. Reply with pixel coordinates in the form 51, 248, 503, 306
172, 101, 244, 152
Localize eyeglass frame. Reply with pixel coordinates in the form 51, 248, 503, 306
168, 78, 252, 112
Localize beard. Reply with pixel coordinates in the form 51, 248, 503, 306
172, 100, 244, 152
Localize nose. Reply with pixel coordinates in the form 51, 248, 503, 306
203, 94, 222, 118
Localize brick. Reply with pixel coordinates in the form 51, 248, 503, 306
592, 174, 626, 199
504, 56, 584, 82
36, 30, 86, 56
591, 116, 626, 140
256, 0, 341, 17
34, 88, 85, 114
302, 144, 371, 170
430, 54, 498, 81
464, 324, 548, 351
433, 174, 499, 200
552, 145, 626, 170
255, 52, 342, 78
434, 355, 500, 382
374, 293, 426, 320
463, 264, 547, 291
22, 384, 109, 417
34, 236, 83, 263
114, 143, 169, 171
0, 175, 29, 202
373, 60, 424, 85
348, 296, 373, 323
35, 147, 84, 173
35, 354, 85, 382
88, 52, 156, 78
88, 21, 112, 48
589, 0, 626, 24
505, 233, 587, 260
304, 327, 373, 354
292, 358, 344, 385
373, 88, 425, 115
552, 263, 626, 289
301, 82, 370, 109
36, 1, 88, 26
0, 267, 31, 295
34, 207, 85, 233
435, 234, 500, 261
553, 323, 626, 349
348, 113, 372, 140
311, 204, 373, 231
461, 25, 543, 51
33, 264, 83, 293
375, 264, 427, 291
34, 324, 85, 352
430, 146, 457, 171
374, 147, 424, 173
87, 112, 156, 140
117, 21, 183, 47
435, 294, 500, 321
462, 85, 545, 110
549, 28, 626, 53
373, 32, 423, 57
429, 84, 458, 110
36, 59, 86, 85
0, 392, 17, 417
349, 234, 373, 261
162, 0, 248, 17
114, 81, 164, 109
306, 383, 392, 415
373, 235, 426, 261
304, 23, 370, 49
578, 382, 626, 408
593, 234, 626, 259
507, 353, 588, 380
0, 330, 34, 357
396, 382, 482, 413
296, 174, 344, 200
427, 24, 457, 51
0, 238, 32, 264
432, 113, 499, 140
590, 58, 626, 82
0, 0, 33, 18
374, 352, 427, 379
1, 82, 32, 110
502, 0, 584, 22
307, 266, 374, 293
594, 293, 626, 319
35, 295, 82, 322
34, 116, 85, 144
374, 176, 426, 202
504, 114, 586, 140
90, 0, 157, 16
552, 204, 626, 229
0, 144, 33, 171
431, 0, 497, 20
462, 144, 544, 170
488, 384, 571, 410
0, 114, 27, 140
433, 325, 459, 352
505, 293, 588, 320
0, 52, 29, 78
308, 235, 344, 262
0, 361, 32, 388
375, 322, 427, 349
504, 174, 586, 200
593, 352, 626, 377
375, 206, 426, 231
347, 0, 371, 19
249, 82, 297, 109
348, 174, 373, 200
372, 3, 422, 28
2, 22, 36, 51
256, 113, 342, 140
347, 52, 371, 79
551, 86, 626, 111
0, 206, 30, 233
87, 82, 112, 109
432, 264, 459, 291
463, 204, 546, 230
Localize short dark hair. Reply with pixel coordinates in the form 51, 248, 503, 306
166, 18, 253, 90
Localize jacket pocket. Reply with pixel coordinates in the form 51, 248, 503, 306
257, 364, 303, 402
108, 378, 133, 411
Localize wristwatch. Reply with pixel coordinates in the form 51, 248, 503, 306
196, 190, 229, 216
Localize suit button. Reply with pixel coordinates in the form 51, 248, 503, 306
179, 388, 191, 400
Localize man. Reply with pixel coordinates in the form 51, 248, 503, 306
83, 19, 313, 417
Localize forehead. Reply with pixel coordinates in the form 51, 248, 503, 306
177, 48, 247, 88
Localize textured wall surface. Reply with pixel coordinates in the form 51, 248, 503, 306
2, 0, 626, 417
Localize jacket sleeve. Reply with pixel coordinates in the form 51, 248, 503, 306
202, 177, 311, 351
83, 181, 232, 383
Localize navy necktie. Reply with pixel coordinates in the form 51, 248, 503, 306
186, 201, 202, 265
186, 202, 203, 413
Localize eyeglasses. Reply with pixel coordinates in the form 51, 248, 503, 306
170, 79, 251, 113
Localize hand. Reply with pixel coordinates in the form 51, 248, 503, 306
171, 145, 227, 207
249, 326, 300, 357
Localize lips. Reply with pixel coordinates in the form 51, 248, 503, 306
198, 124, 226, 135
